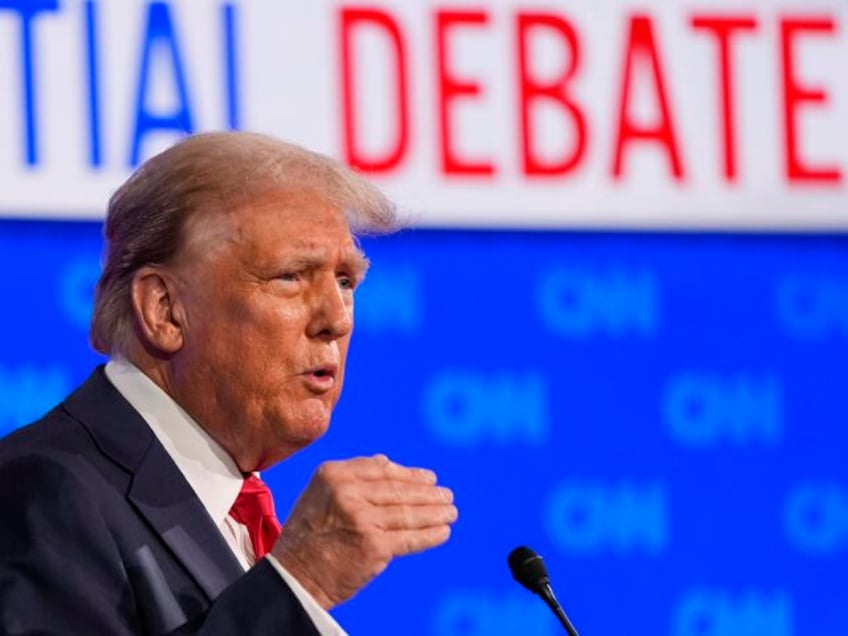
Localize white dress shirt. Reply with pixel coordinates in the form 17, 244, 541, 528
105, 358, 347, 636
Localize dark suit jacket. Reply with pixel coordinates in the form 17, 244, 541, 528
0, 367, 321, 635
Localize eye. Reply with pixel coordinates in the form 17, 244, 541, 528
337, 275, 356, 291
277, 272, 300, 283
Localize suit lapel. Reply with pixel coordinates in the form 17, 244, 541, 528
63, 367, 245, 600
128, 439, 245, 599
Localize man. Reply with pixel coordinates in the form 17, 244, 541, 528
0, 132, 458, 634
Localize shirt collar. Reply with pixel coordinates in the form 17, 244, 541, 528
104, 357, 243, 528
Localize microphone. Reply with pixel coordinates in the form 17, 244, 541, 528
507, 546, 580, 636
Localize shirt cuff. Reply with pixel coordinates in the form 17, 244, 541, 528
264, 554, 349, 636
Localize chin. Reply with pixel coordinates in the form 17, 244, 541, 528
282, 409, 332, 446
259, 426, 329, 470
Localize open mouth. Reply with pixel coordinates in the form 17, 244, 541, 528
302, 366, 337, 393
305, 365, 337, 382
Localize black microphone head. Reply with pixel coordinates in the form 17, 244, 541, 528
507, 546, 550, 594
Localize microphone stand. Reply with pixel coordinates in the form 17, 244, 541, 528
539, 583, 579, 636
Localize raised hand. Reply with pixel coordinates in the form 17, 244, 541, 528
270, 454, 458, 609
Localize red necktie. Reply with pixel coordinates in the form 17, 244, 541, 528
229, 474, 282, 560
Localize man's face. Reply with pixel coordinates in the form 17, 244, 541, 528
168, 190, 368, 471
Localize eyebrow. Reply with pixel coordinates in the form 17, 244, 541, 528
283, 249, 370, 278
344, 250, 371, 279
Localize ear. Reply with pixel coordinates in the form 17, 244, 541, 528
130, 266, 185, 354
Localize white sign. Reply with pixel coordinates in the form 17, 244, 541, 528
0, 0, 846, 230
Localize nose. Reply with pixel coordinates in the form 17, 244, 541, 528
306, 275, 354, 341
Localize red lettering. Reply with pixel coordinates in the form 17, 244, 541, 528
516, 13, 587, 177
780, 17, 841, 184
691, 15, 758, 183
435, 10, 495, 176
339, 8, 409, 173
612, 15, 685, 181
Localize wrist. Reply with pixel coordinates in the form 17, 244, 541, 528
272, 544, 336, 610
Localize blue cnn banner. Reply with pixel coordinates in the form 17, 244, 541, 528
1, 219, 845, 635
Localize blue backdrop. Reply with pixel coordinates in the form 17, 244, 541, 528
1, 219, 846, 635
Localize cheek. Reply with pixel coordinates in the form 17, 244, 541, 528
233, 298, 307, 354
259, 299, 312, 341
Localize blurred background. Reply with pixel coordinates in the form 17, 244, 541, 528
1, 1, 846, 634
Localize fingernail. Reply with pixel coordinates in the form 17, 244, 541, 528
438, 487, 454, 503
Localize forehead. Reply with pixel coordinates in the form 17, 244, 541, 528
183, 189, 362, 263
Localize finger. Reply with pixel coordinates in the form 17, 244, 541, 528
387, 525, 453, 557
322, 455, 437, 484
371, 454, 438, 484
362, 482, 454, 506
374, 504, 459, 531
